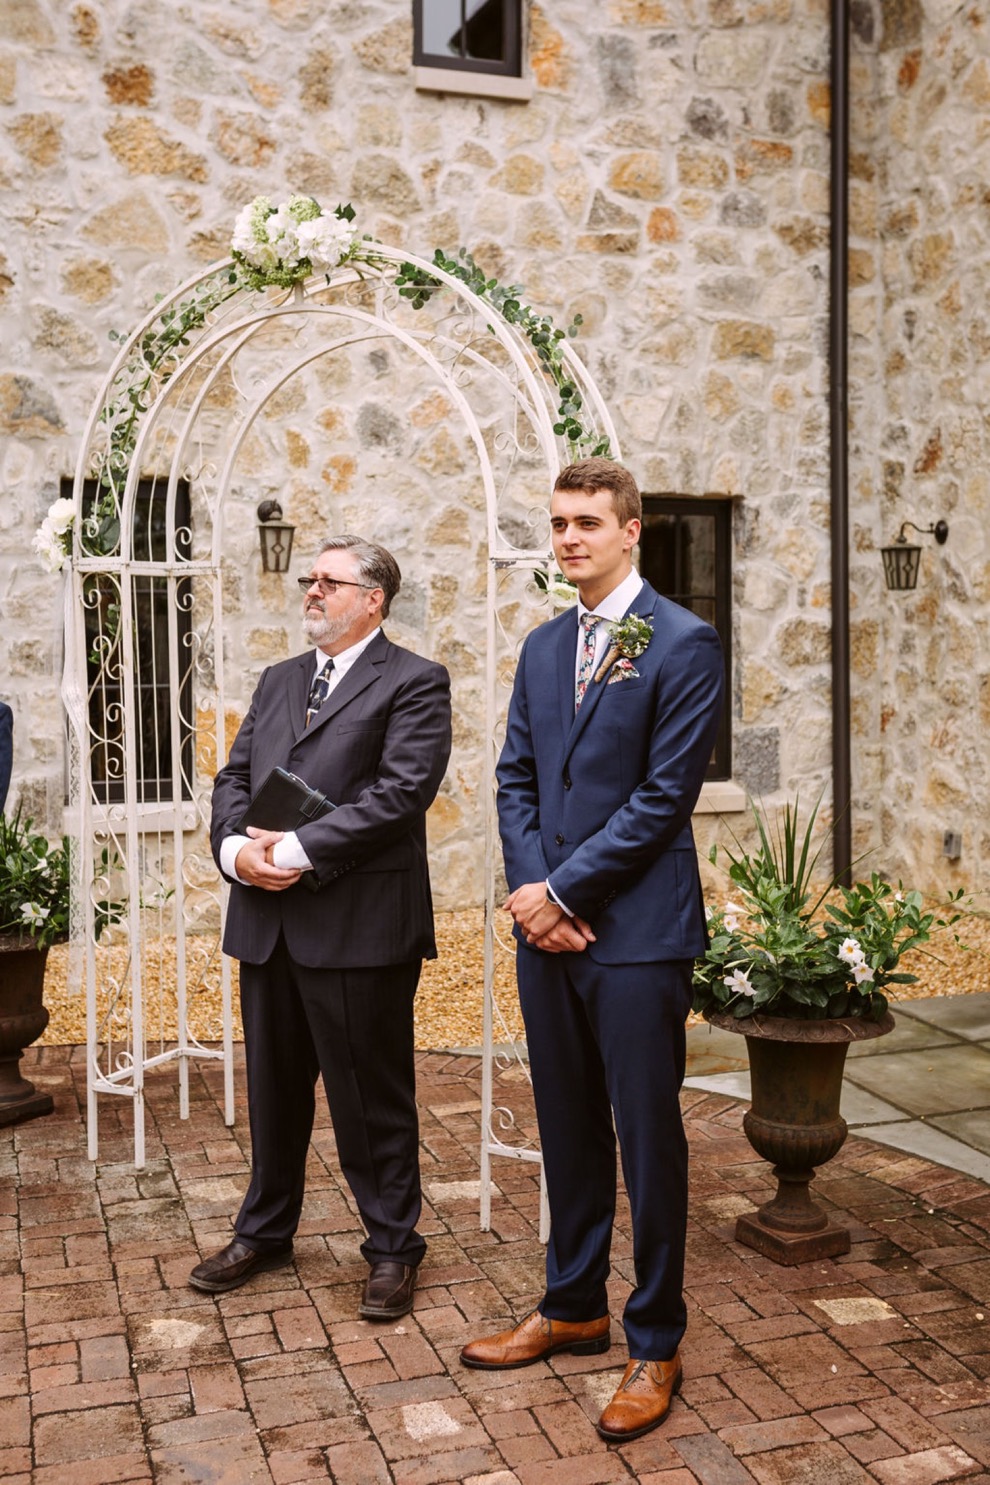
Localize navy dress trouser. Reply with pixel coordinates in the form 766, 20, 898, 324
235, 933, 426, 1268
517, 945, 693, 1362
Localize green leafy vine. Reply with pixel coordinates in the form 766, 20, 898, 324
57, 205, 607, 573
85, 268, 243, 558
395, 248, 610, 458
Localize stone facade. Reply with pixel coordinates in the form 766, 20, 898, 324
0, 0, 987, 903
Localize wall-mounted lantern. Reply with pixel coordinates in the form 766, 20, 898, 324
880, 519, 949, 592
257, 499, 295, 574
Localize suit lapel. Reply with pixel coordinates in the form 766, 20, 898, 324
289, 653, 314, 735
295, 630, 387, 740
555, 609, 579, 738
561, 585, 660, 770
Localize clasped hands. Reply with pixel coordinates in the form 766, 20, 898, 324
503, 881, 596, 954
234, 827, 302, 891
234, 835, 597, 948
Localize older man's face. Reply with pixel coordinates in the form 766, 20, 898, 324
301, 550, 382, 654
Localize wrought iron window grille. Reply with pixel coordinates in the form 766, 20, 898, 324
65, 476, 194, 806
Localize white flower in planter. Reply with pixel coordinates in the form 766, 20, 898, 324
19, 902, 50, 927
722, 966, 756, 997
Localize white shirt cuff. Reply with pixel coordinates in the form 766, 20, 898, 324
271, 831, 313, 871
546, 880, 574, 917
220, 834, 251, 885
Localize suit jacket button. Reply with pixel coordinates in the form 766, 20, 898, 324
563, 775, 572, 789
555, 832, 565, 846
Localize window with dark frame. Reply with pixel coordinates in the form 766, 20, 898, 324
638, 495, 733, 781
414, 0, 523, 76
65, 477, 194, 806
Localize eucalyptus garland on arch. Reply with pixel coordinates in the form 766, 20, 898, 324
36, 195, 609, 570
394, 248, 611, 458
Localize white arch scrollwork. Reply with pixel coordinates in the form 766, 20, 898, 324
62, 244, 620, 1239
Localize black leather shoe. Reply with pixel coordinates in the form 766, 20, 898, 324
359, 1260, 416, 1320
188, 1239, 293, 1294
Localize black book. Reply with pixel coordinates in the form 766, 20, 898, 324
236, 767, 335, 893
236, 766, 335, 832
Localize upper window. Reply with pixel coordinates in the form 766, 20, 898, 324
66, 477, 194, 806
638, 496, 733, 782
414, 0, 523, 77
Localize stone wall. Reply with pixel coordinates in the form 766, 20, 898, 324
1, 0, 987, 903
863, 0, 990, 894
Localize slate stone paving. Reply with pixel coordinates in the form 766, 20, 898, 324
2, 1044, 988, 1483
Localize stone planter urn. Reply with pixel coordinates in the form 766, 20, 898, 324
0, 934, 55, 1126
705, 1009, 895, 1265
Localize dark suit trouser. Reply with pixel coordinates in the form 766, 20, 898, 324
235, 933, 426, 1268
517, 946, 693, 1361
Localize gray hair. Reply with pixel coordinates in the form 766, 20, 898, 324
317, 534, 401, 617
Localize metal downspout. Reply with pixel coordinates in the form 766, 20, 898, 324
830, 0, 852, 884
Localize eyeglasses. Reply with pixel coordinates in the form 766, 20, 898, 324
297, 575, 377, 597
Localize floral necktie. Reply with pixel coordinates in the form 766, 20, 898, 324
575, 614, 602, 711
305, 659, 334, 726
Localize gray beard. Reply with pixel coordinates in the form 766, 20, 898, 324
302, 603, 345, 648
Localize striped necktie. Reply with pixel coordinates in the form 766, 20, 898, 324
575, 614, 602, 711
305, 659, 333, 726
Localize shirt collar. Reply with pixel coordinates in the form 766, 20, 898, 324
313, 625, 380, 677
577, 569, 644, 624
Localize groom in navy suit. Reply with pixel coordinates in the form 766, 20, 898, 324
461, 459, 724, 1442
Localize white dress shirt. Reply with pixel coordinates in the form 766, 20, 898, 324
220, 627, 381, 883
573, 568, 644, 684
548, 568, 644, 916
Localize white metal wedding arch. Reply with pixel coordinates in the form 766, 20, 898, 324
61, 238, 619, 1237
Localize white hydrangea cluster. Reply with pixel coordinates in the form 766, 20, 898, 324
231, 194, 358, 289
33, 496, 75, 573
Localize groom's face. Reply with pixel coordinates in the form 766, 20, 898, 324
550, 486, 640, 607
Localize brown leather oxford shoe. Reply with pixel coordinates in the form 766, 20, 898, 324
460, 1309, 610, 1370
188, 1239, 293, 1294
359, 1261, 416, 1320
597, 1353, 683, 1441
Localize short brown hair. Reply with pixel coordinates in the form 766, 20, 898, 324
318, 534, 401, 617
553, 458, 641, 526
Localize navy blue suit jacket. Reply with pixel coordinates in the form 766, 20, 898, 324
211, 630, 452, 970
496, 581, 724, 964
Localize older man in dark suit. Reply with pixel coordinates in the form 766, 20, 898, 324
190, 535, 451, 1321
461, 459, 724, 1441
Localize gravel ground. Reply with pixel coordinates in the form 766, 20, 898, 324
37, 904, 990, 1051
38, 909, 523, 1051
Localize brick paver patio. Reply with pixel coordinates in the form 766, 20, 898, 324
2, 1044, 988, 1483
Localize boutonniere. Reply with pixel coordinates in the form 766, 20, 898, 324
594, 613, 654, 682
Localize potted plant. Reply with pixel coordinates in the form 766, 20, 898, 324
0, 808, 72, 1126
692, 798, 964, 1264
